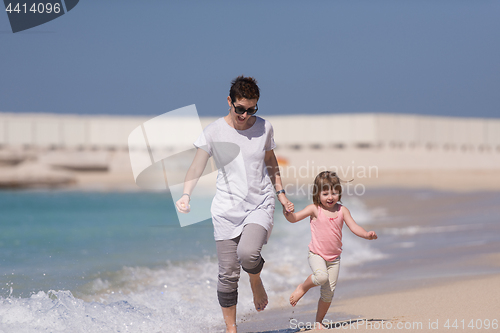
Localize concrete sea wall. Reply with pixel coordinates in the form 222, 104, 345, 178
1, 112, 499, 152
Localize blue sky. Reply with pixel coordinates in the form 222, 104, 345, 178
1, 0, 499, 118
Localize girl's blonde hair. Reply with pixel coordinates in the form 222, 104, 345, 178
312, 171, 345, 206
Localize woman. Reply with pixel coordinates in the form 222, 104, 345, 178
175, 76, 293, 333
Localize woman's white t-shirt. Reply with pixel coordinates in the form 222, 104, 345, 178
194, 116, 276, 241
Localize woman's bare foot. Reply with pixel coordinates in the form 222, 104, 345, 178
221, 305, 237, 333
289, 283, 308, 307
249, 274, 268, 312
226, 324, 237, 333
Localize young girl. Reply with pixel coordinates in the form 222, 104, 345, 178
283, 171, 377, 329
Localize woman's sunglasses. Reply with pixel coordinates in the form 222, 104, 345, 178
232, 101, 258, 115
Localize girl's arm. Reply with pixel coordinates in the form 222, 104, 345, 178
265, 149, 294, 212
284, 204, 316, 223
342, 206, 378, 240
175, 148, 210, 213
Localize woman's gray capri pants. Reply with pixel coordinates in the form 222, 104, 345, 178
215, 223, 268, 308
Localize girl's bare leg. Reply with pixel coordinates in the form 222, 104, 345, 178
249, 272, 268, 311
315, 299, 332, 329
221, 305, 237, 333
290, 275, 316, 307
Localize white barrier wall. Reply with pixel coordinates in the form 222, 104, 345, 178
486, 119, 500, 146
269, 114, 379, 148
61, 118, 87, 147
376, 114, 420, 147
448, 117, 467, 147
88, 117, 147, 149
0, 112, 499, 151
331, 114, 357, 146
6, 119, 34, 146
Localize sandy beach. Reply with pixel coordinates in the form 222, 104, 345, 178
305, 273, 500, 333
2, 145, 500, 192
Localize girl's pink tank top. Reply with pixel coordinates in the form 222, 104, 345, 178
308, 204, 344, 261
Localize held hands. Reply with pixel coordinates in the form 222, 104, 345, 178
175, 194, 191, 213
279, 195, 294, 213
366, 231, 378, 240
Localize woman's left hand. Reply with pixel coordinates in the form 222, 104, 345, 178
279, 196, 294, 213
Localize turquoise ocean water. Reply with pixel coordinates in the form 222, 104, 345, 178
0, 191, 216, 298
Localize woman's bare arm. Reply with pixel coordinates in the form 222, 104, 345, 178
265, 149, 294, 212
175, 148, 210, 213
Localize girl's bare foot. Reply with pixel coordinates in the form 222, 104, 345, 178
250, 276, 268, 311
290, 275, 316, 307
289, 284, 307, 307
314, 321, 327, 330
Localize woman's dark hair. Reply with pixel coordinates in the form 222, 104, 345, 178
229, 75, 260, 103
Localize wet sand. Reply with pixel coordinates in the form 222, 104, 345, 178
307, 273, 500, 333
